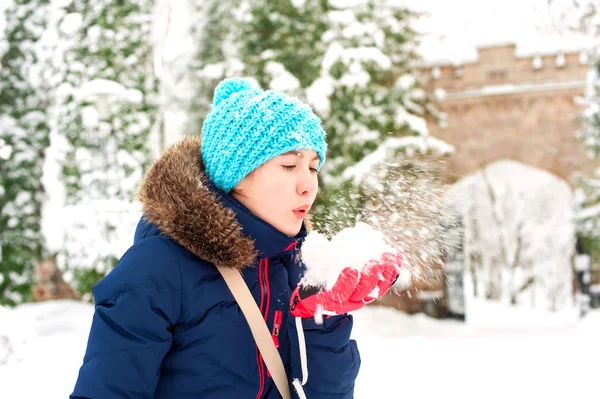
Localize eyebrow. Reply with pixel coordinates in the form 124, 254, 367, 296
282, 151, 320, 161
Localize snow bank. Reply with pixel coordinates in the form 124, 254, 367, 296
1, 300, 599, 399
0, 301, 93, 398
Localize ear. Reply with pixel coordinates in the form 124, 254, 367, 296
233, 178, 246, 194
234, 167, 258, 193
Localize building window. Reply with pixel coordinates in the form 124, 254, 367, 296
431, 66, 442, 79
423, 300, 439, 318
454, 66, 464, 78
488, 70, 507, 83
555, 53, 566, 68
532, 55, 543, 70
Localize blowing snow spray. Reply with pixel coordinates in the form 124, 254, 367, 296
305, 158, 461, 297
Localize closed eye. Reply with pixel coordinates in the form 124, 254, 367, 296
283, 165, 318, 173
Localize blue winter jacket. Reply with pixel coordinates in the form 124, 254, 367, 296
70, 137, 360, 399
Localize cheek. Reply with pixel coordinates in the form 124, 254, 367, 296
260, 180, 295, 206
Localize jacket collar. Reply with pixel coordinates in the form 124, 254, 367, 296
213, 187, 305, 259
137, 136, 306, 270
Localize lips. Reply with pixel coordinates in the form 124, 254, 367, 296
293, 205, 310, 219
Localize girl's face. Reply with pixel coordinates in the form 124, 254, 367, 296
232, 150, 320, 236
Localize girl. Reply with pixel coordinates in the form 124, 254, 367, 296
70, 78, 400, 399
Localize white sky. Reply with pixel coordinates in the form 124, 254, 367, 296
1, 0, 594, 67
409, 0, 596, 65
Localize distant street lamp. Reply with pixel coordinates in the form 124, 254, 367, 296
79, 79, 142, 121
575, 238, 592, 318
78, 79, 143, 147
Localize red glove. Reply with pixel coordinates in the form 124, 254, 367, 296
290, 252, 402, 318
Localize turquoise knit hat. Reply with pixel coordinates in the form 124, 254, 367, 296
201, 77, 327, 192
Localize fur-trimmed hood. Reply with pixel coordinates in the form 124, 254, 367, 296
137, 136, 306, 270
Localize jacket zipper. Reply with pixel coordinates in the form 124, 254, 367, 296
256, 258, 270, 399
258, 245, 296, 388
272, 310, 282, 348
267, 309, 283, 378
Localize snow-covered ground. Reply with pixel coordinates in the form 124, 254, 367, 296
0, 299, 597, 398
354, 302, 599, 398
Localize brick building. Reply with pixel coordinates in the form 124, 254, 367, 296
377, 43, 599, 318
421, 43, 595, 185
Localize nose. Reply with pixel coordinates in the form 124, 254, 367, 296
296, 172, 317, 197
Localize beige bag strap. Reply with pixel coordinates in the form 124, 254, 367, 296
217, 266, 292, 399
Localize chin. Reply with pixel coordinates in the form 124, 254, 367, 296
279, 223, 302, 237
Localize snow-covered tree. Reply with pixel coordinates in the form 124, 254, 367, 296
302, 0, 452, 232
310, 1, 443, 176
0, 0, 52, 306
57, 0, 157, 203
575, 1, 600, 238
447, 160, 575, 311
186, 0, 248, 134
54, 0, 157, 293
242, 0, 326, 90
577, 62, 600, 238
